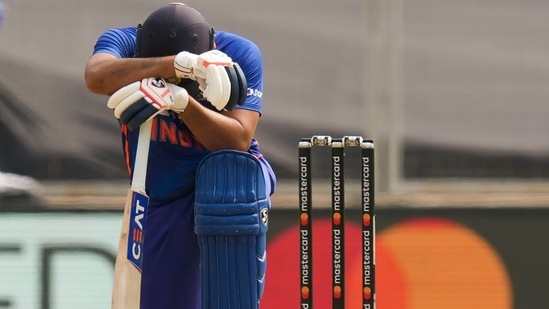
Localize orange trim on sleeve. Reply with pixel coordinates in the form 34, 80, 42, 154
122, 125, 132, 176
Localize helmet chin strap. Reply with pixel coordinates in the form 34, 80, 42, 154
209, 28, 216, 50
134, 24, 143, 57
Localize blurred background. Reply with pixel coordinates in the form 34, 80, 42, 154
0, 0, 548, 308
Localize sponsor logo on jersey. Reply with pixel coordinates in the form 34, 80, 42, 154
247, 88, 263, 98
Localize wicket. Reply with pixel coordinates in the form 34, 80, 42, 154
299, 135, 376, 309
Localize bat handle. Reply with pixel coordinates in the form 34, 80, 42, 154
132, 120, 153, 192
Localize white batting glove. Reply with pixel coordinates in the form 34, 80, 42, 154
194, 50, 233, 110
166, 83, 190, 113
174, 51, 199, 80
107, 77, 189, 130
174, 50, 247, 111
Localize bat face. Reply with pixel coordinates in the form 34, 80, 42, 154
112, 189, 149, 309
127, 190, 149, 271
112, 104, 153, 309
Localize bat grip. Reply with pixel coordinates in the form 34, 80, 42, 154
131, 120, 153, 193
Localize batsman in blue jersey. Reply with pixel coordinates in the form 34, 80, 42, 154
85, 3, 276, 309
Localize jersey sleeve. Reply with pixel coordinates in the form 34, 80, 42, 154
92, 27, 138, 59
214, 31, 264, 114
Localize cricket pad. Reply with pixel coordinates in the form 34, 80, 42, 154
194, 150, 269, 309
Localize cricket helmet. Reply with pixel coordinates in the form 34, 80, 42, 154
135, 3, 214, 57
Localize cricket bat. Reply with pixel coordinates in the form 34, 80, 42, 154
112, 120, 152, 309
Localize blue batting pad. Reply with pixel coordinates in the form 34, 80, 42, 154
195, 150, 269, 309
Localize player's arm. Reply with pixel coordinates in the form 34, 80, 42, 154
179, 105, 259, 152
85, 53, 177, 95
173, 49, 255, 151
107, 77, 255, 151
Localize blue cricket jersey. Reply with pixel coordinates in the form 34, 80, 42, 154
92, 28, 274, 206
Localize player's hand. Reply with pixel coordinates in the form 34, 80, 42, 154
194, 50, 248, 111
174, 51, 199, 80
174, 50, 247, 111
107, 77, 189, 131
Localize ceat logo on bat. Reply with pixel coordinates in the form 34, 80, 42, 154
127, 191, 149, 272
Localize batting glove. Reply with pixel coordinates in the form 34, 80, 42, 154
174, 50, 248, 111
107, 77, 189, 131
174, 51, 199, 80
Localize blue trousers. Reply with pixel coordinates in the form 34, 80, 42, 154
140, 192, 201, 309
